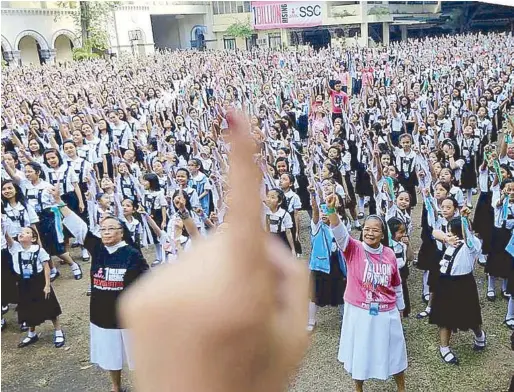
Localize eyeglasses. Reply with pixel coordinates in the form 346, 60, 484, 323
99, 227, 123, 233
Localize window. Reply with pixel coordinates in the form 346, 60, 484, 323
243, 1, 251, 12
224, 37, 236, 50
213, 1, 219, 14
246, 34, 258, 50
268, 33, 281, 49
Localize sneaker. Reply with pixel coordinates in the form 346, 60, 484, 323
86, 286, 92, 296
2, 305, 9, 315
1, 319, 5, 331
472, 188, 478, 195
477, 255, 487, 267
81, 248, 90, 262
18, 334, 39, 348
50, 270, 60, 282
72, 263, 83, 280
357, 212, 365, 219
19, 322, 28, 332
151, 260, 161, 267
54, 331, 65, 348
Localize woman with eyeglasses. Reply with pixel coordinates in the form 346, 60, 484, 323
89, 215, 148, 392
325, 194, 407, 392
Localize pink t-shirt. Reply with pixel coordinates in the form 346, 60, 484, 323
332, 224, 401, 312
330, 90, 348, 114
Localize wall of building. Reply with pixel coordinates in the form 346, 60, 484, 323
151, 13, 206, 50
18, 36, 39, 65
111, 7, 155, 55
54, 34, 73, 62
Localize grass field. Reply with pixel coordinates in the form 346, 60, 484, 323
1, 204, 513, 392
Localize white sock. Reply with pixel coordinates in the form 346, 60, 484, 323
358, 197, 365, 213
502, 279, 508, 292
354, 220, 361, 228
487, 275, 495, 292
308, 302, 317, 325
474, 330, 485, 341
507, 298, 514, 319
439, 345, 450, 356
423, 271, 430, 296
70, 262, 80, 271
28, 330, 36, 338
1, 318, 5, 325
51, 268, 57, 275
425, 306, 431, 314
466, 189, 473, 204
155, 246, 163, 262
55, 329, 63, 337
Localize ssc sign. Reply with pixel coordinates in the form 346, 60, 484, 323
299, 5, 321, 18
251, 2, 323, 30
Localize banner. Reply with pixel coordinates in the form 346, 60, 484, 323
251, 2, 323, 30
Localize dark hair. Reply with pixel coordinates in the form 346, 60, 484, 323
275, 157, 290, 172
434, 181, 451, 194
324, 162, 344, 186
269, 188, 287, 210
387, 217, 406, 238
148, 137, 158, 152
1, 180, 27, 207
27, 138, 45, 156
4, 151, 21, 170
188, 158, 204, 173
172, 189, 193, 210
442, 197, 459, 210
448, 217, 464, 239
43, 148, 63, 167
500, 178, 514, 190
175, 141, 190, 161
176, 167, 191, 180
143, 173, 160, 191
499, 164, 513, 179
280, 172, 295, 190
24, 162, 45, 180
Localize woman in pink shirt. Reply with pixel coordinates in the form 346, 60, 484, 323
325, 194, 407, 392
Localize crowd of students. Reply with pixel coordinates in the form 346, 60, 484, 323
2, 31, 514, 391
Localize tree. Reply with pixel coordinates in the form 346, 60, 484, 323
57, 1, 118, 51
225, 20, 254, 39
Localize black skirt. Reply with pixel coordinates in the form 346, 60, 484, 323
1, 249, 18, 305
472, 192, 493, 254
39, 209, 66, 256
149, 209, 164, 244
17, 273, 62, 326
416, 208, 438, 271
400, 265, 411, 318
355, 166, 373, 197
460, 159, 477, 189
344, 172, 357, 207
486, 226, 513, 278
429, 273, 482, 332
310, 252, 346, 307
290, 214, 302, 255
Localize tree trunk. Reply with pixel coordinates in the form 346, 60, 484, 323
79, 1, 90, 44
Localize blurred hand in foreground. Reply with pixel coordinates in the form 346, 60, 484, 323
120, 112, 309, 392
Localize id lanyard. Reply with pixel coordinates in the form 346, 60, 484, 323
363, 249, 383, 316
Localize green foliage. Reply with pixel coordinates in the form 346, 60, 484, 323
368, 6, 390, 16
333, 10, 355, 18
226, 20, 254, 39
58, 1, 118, 52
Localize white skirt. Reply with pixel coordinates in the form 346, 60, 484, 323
338, 303, 407, 381
90, 323, 134, 371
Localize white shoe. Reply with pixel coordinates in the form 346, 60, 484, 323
306, 322, 316, 332
81, 248, 90, 261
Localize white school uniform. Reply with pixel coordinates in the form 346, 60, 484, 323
3, 203, 39, 236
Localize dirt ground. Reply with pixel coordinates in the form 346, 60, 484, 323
2, 203, 514, 392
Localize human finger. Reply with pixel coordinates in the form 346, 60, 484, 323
267, 240, 309, 369
225, 111, 264, 259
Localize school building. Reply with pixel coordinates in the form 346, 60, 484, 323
2, 1, 514, 66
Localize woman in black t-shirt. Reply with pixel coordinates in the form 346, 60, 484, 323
89, 216, 148, 392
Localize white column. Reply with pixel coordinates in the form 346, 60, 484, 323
382, 22, 390, 46
400, 25, 408, 41
360, 22, 369, 47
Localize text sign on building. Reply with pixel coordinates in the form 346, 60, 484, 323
251, 2, 322, 30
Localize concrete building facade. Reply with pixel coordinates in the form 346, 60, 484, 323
1, 1, 445, 66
